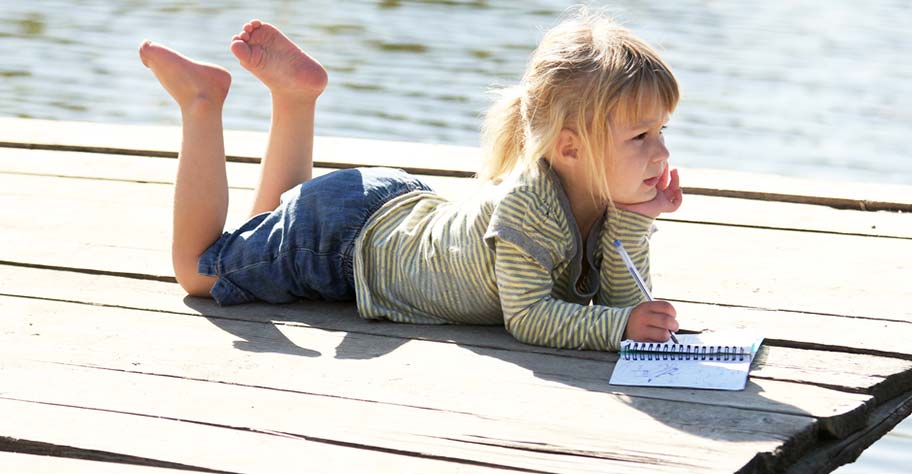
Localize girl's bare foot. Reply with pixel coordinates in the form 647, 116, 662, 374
230, 20, 328, 100
138, 41, 231, 113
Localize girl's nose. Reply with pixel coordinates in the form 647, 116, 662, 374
651, 139, 670, 163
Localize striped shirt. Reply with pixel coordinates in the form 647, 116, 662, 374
353, 160, 654, 352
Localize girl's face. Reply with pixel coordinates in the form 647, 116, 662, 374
604, 112, 670, 204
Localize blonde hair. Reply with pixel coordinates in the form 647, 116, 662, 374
480, 10, 679, 203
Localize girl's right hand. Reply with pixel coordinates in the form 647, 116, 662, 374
615, 167, 683, 219
623, 301, 679, 341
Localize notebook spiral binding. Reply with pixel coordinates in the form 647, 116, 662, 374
621, 342, 749, 362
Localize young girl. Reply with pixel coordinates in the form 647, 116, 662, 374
139, 11, 681, 353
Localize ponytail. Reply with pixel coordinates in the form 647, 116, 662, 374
479, 85, 526, 184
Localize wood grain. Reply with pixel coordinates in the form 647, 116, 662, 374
1, 117, 909, 210
0, 290, 875, 438
2, 119, 911, 473
1, 294, 839, 474
2, 170, 909, 322
2, 148, 910, 238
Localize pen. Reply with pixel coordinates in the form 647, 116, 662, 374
613, 239, 679, 344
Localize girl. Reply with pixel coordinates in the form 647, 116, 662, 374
138, 11, 681, 353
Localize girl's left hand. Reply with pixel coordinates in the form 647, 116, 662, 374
615, 167, 683, 218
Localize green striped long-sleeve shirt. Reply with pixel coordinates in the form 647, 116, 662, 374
352, 160, 654, 352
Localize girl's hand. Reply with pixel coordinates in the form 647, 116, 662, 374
623, 301, 679, 342
615, 167, 683, 218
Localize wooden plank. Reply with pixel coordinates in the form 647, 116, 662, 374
669, 302, 912, 359
669, 195, 911, 240
0, 292, 873, 438
1, 285, 903, 472
1, 117, 910, 210
0, 398, 518, 474
0, 117, 478, 177
0, 452, 191, 474
649, 222, 912, 323
0, 357, 825, 474
750, 346, 912, 404
680, 169, 912, 212
1, 171, 909, 323
1, 233, 910, 362
0, 296, 855, 473
2, 148, 910, 239
1, 262, 910, 398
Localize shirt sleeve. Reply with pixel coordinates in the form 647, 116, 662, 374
483, 187, 567, 271
494, 239, 632, 351
595, 208, 656, 309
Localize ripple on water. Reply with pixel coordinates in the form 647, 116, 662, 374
0, 0, 909, 185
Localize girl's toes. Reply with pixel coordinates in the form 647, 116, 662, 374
230, 40, 252, 63
250, 19, 262, 28
240, 30, 250, 41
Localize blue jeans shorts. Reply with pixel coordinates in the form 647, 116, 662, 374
198, 167, 432, 306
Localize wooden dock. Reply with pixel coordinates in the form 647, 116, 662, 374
1, 117, 910, 473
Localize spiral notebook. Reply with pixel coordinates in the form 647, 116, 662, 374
609, 332, 764, 391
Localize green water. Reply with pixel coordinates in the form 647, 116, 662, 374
1, 0, 910, 185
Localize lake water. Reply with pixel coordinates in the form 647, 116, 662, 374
1, 1, 909, 471
2, 0, 911, 185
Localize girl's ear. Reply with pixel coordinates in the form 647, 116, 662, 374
556, 128, 580, 161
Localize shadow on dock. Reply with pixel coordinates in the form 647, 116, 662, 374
182, 297, 822, 450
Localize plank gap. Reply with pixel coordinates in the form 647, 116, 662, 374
0, 260, 177, 284
44, 361, 496, 420
660, 217, 911, 241
0, 435, 232, 474
436, 435, 690, 469
4, 169, 907, 241
5, 141, 911, 212
45, 357, 862, 440
667, 298, 910, 326
5, 286, 908, 366
687, 187, 912, 213
0, 142, 473, 178
0, 393, 547, 474
764, 338, 912, 362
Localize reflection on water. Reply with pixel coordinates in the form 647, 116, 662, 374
1, 0, 910, 184
1, 1, 910, 468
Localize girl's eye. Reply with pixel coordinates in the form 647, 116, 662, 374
632, 125, 667, 141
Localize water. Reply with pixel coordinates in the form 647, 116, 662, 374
1, 0, 910, 185
0, 1, 909, 470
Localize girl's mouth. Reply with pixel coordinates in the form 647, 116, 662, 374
643, 176, 660, 187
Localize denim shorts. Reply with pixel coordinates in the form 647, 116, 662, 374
198, 167, 432, 306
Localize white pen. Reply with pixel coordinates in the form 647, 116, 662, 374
613, 239, 679, 344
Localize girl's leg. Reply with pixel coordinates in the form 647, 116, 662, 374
139, 41, 232, 297
230, 20, 328, 217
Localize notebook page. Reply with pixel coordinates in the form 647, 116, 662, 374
610, 332, 764, 391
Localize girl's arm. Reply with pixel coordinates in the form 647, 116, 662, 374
595, 208, 655, 309
595, 209, 680, 342
495, 240, 633, 351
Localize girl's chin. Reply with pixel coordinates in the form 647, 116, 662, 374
614, 188, 657, 205
639, 187, 658, 201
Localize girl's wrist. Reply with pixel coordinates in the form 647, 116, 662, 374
605, 206, 655, 241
